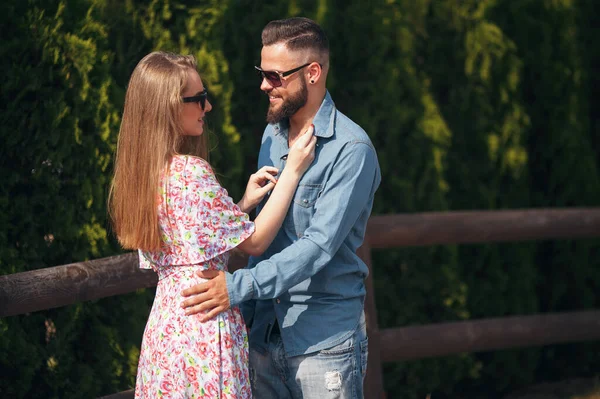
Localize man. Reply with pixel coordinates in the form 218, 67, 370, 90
181, 17, 381, 398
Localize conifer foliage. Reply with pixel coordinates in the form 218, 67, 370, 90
0, 1, 598, 397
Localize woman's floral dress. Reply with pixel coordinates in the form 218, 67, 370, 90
134, 155, 255, 399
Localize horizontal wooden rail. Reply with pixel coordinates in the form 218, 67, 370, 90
2, 208, 599, 318
367, 208, 600, 248
379, 310, 600, 362
97, 310, 600, 399
0, 252, 247, 317
1, 207, 593, 398
0, 253, 155, 317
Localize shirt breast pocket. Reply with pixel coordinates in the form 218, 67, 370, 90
286, 183, 322, 237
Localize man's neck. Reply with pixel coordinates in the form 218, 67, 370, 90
288, 89, 326, 145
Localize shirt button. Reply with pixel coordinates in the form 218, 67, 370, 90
276, 299, 281, 304
302, 199, 308, 204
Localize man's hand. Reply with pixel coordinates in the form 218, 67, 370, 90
181, 270, 230, 322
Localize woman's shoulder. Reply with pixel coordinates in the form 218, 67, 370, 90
171, 154, 213, 175
172, 154, 209, 166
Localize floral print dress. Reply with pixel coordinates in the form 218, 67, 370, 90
134, 155, 255, 399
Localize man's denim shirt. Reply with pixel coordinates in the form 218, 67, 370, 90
226, 91, 381, 357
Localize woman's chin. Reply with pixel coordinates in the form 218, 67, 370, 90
183, 129, 204, 136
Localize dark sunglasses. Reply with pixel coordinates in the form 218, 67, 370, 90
254, 63, 311, 88
182, 88, 208, 110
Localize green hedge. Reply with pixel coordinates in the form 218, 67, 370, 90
0, 1, 598, 398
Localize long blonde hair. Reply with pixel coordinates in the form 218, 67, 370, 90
109, 51, 208, 251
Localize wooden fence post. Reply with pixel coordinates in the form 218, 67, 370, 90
358, 242, 385, 398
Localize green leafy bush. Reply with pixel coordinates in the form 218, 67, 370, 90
1, 0, 598, 397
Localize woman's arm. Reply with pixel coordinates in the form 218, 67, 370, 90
237, 125, 316, 256
237, 166, 279, 214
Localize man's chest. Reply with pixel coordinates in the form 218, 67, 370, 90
259, 135, 336, 185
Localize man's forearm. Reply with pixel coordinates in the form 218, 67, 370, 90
226, 237, 332, 306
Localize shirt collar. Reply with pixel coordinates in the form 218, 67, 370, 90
272, 90, 336, 139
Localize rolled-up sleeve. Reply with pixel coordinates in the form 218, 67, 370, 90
226, 141, 379, 306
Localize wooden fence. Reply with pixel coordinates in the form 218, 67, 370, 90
1, 208, 600, 398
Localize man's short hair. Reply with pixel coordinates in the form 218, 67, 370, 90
262, 17, 329, 61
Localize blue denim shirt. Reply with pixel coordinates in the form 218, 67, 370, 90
226, 91, 381, 357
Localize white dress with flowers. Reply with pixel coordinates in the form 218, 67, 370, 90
134, 155, 254, 399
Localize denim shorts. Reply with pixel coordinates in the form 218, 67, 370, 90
249, 315, 368, 399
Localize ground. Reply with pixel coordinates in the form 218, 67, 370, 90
504, 378, 600, 399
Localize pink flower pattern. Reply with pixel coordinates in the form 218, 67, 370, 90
135, 155, 254, 398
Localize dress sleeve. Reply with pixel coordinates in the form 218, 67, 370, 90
180, 157, 255, 264
138, 249, 153, 269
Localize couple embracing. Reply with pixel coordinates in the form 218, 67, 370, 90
109, 16, 380, 399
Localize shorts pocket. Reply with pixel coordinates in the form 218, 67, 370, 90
360, 337, 368, 377
319, 335, 355, 356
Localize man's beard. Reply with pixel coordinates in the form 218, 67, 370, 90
266, 76, 308, 124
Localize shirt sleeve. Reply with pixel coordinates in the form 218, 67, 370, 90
239, 254, 265, 327
226, 141, 380, 306
177, 157, 255, 264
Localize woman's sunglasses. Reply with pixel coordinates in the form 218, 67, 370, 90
182, 88, 208, 110
254, 63, 311, 88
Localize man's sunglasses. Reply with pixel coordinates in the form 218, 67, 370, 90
182, 88, 208, 110
254, 63, 311, 88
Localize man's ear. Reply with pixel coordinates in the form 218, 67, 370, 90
307, 62, 322, 84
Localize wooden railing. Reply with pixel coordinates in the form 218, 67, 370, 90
1, 208, 600, 398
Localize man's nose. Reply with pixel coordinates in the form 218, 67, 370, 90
260, 76, 273, 91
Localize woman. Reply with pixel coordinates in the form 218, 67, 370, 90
109, 51, 316, 398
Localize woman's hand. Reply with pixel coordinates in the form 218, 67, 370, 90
286, 124, 317, 176
237, 166, 279, 213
